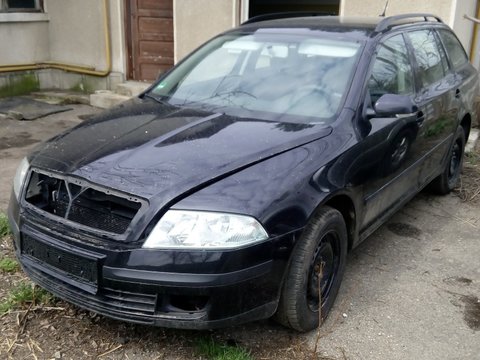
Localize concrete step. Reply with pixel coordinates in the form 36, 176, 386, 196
89, 90, 130, 109
115, 81, 151, 97
465, 128, 479, 153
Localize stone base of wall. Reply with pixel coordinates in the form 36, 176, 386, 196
0, 69, 124, 97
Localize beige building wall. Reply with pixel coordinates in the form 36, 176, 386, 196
0, 14, 50, 64
340, 0, 478, 52
47, 0, 109, 70
340, 0, 454, 25
174, 0, 238, 62
0, 1, 125, 75
450, 0, 477, 60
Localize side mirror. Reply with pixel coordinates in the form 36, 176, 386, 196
374, 94, 418, 118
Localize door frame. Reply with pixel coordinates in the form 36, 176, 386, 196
124, 0, 174, 81
124, 0, 134, 80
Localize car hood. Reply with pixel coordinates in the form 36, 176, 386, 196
30, 99, 332, 202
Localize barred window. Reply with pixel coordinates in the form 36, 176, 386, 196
1, 0, 43, 12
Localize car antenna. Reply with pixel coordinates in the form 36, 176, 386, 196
380, 0, 389, 17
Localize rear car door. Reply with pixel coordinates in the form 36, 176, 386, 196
436, 28, 478, 125
405, 28, 459, 186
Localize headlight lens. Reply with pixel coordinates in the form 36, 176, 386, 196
13, 157, 29, 200
142, 210, 269, 249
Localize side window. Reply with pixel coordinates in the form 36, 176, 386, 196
368, 34, 414, 104
407, 29, 448, 87
438, 30, 468, 69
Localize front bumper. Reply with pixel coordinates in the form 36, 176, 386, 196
8, 195, 294, 329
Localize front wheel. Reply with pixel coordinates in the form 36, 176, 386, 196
429, 127, 466, 195
274, 206, 348, 332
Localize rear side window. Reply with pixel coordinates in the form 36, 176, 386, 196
407, 29, 449, 87
438, 29, 468, 69
368, 34, 414, 103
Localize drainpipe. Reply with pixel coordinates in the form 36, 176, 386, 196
0, 0, 111, 76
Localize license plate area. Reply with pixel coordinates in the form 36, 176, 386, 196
21, 233, 102, 293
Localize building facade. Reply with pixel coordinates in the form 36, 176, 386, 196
0, 0, 478, 94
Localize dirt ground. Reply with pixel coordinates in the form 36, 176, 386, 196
0, 100, 479, 359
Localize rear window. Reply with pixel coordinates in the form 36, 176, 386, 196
438, 29, 468, 70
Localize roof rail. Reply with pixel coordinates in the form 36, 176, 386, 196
241, 12, 335, 25
375, 13, 443, 32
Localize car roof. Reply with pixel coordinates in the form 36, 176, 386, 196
235, 14, 447, 41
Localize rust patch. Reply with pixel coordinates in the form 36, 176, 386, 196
387, 222, 422, 239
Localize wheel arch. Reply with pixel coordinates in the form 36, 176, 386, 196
460, 113, 471, 141
323, 194, 357, 251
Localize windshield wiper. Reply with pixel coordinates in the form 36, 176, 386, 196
180, 90, 256, 107
143, 93, 170, 105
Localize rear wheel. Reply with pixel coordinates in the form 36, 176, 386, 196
430, 127, 466, 195
275, 206, 348, 332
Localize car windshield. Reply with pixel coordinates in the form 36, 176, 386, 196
150, 32, 363, 123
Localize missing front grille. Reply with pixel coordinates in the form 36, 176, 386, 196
25, 171, 142, 234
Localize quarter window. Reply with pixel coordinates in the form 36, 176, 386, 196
438, 30, 468, 70
368, 34, 414, 103
407, 29, 448, 87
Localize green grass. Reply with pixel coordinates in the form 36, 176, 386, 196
0, 282, 54, 315
0, 213, 11, 237
0, 257, 19, 273
196, 338, 253, 360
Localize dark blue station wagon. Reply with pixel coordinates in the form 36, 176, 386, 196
9, 14, 479, 331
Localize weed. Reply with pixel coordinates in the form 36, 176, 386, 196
465, 151, 480, 166
0, 282, 54, 315
0, 257, 19, 273
0, 213, 11, 237
196, 338, 253, 360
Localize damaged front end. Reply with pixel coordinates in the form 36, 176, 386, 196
8, 165, 287, 329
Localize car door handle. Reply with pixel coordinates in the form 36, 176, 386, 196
455, 89, 461, 98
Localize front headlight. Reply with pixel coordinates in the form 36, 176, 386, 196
142, 210, 269, 249
13, 157, 30, 200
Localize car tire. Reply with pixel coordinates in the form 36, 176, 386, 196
429, 126, 466, 195
274, 206, 348, 332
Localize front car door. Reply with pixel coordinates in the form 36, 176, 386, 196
355, 33, 424, 233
